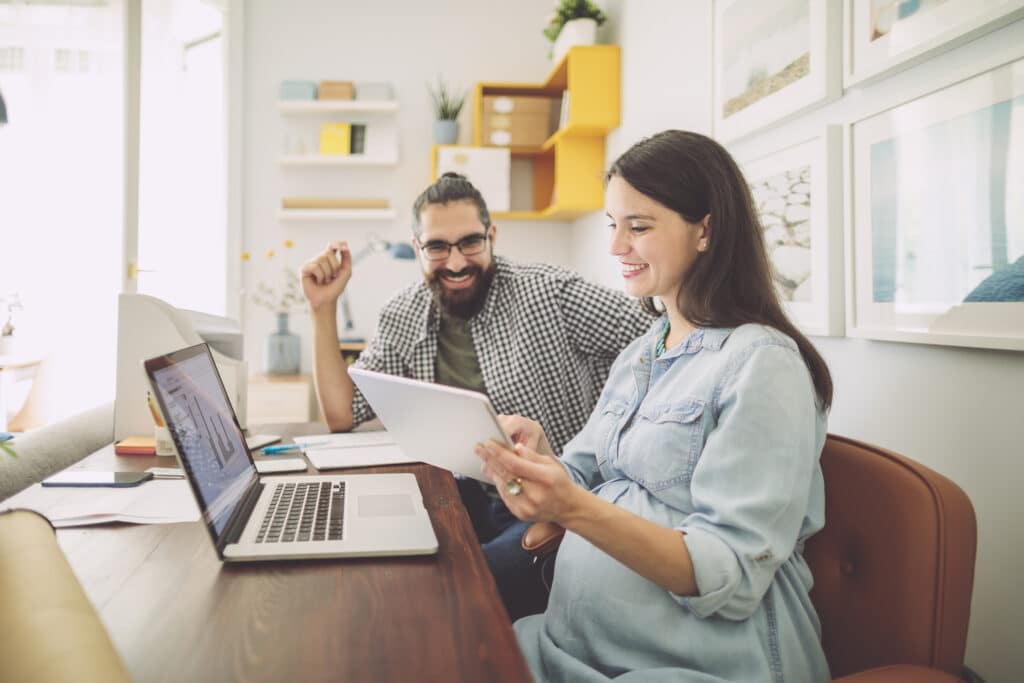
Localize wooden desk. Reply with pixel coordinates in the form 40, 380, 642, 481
56, 423, 532, 682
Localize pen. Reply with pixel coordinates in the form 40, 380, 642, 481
261, 439, 330, 455
146, 392, 165, 428
261, 443, 302, 454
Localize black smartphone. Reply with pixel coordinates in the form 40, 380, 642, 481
41, 471, 154, 488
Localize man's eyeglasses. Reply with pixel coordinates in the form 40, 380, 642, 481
418, 233, 489, 261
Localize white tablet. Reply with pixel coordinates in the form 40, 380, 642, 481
348, 368, 512, 483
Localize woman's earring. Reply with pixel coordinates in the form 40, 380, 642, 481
698, 239, 709, 252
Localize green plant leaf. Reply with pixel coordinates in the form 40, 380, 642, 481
427, 77, 466, 120
542, 0, 607, 42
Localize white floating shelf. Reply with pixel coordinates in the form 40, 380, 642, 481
277, 100, 398, 114
278, 209, 398, 221
278, 154, 398, 167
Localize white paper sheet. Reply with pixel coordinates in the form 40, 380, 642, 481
0, 480, 200, 528
303, 444, 416, 471
292, 432, 397, 449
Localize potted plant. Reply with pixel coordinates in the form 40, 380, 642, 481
0, 292, 23, 355
543, 0, 608, 63
428, 77, 466, 145
242, 241, 305, 375
0, 433, 15, 458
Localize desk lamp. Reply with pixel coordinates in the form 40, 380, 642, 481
338, 237, 415, 343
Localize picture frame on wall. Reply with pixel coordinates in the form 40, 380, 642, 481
844, 0, 1024, 88
740, 127, 845, 337
847, 57, 1024, 351
712, 0, 842, 143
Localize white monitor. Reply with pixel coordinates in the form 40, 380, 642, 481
114, 293, 247, 440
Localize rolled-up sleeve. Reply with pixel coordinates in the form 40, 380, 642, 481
675, 342, 823, 620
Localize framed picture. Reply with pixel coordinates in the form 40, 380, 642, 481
713, 0, 842, 142
845, 0, 1024, 88
741, 127, 845, 337
847, 57, 1024, 351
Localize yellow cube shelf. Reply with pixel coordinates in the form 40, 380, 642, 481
430, 45, 620, 222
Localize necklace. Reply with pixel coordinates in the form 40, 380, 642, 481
655, 319, 670, 357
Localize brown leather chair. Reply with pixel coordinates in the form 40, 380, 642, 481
523, 434, 978, 682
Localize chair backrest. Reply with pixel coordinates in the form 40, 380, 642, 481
804, 434, 977, 678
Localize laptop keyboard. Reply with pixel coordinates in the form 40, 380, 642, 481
255, 481, 345, 544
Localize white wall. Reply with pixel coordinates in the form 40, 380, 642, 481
570, 0, 713, 286
588, 3, 1022, 679
241, 0, 572, 372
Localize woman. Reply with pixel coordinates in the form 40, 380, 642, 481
475, 130, 833, 682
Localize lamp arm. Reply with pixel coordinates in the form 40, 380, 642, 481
339, 291, 356, 332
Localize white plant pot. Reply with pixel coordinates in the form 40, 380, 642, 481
553, 17, 597, 63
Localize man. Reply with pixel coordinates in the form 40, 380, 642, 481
300, 173, 653, 619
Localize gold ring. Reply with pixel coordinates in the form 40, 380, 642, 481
505, 477, 523, 496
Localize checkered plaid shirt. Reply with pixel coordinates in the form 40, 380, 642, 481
351, 256, 655, 454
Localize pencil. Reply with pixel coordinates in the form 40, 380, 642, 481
146, 392, 165, 428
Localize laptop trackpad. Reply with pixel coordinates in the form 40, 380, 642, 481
357, 494, 415, 517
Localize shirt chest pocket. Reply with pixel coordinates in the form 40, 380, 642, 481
621, 399, 706, 491
594, 399, 629, 467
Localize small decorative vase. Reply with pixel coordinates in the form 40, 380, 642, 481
266, 312, 300, 375
433, 119, 458, 145
553, 17, 597, 63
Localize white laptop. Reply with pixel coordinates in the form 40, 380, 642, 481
348, 368, 513, 484
144, 344, 437, 561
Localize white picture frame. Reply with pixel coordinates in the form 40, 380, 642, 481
740, 127, 845, 337
846, 57, 1024, 351
844, 0, 1024, 88
712, 0, 842, 143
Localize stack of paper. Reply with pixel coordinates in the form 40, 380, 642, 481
0, 480, 200, 528
293, 432, 415, 471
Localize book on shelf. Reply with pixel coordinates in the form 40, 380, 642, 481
317, 80, 354, 100
320, 122, 352, 155
350, 123, 367, 154
281, 197, 390, 210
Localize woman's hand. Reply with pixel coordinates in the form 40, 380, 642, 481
475, 440, 580, 524
300, 240, 352, 313
497, 415, 555, 457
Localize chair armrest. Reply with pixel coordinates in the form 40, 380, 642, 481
522, 522, 565, 558
832, 665, 964, 683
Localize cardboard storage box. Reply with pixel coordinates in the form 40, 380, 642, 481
318, 80, 354, 100
355, 82, 393, 100
481, 95, 556, 147
279, 80, 317, 100
436, 146, 510, 212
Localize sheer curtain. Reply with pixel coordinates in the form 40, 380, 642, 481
0, 0, 228, 427
137, 0, 226, 314
0, 0, 125, 423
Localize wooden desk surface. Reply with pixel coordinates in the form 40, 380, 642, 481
57, 423, 532, 682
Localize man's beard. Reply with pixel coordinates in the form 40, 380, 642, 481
426, 260, 497, 319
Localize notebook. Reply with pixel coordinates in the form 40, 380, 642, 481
144, 343, 437, 561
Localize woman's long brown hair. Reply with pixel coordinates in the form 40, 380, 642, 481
607, 130, 833, 410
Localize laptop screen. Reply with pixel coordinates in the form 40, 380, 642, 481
147, 344, 256, 538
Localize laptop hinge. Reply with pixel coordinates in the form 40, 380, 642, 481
217, 477, 264, 554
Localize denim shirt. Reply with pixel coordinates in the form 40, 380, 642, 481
514, 320, 831, 683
